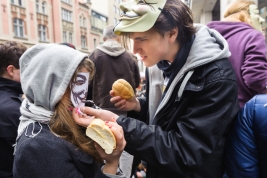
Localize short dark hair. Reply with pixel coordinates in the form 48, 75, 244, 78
0, 41, 27, 76
153, 0, 196, 45
120, 0, 196, 49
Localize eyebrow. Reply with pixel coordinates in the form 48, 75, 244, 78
134, 36, 148, 40
77, 74, 86, 80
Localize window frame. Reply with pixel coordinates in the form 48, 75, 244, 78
38, 24, 46, 41
14, 18, 24, 38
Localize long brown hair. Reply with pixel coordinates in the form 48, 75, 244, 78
49, 58, 102, 163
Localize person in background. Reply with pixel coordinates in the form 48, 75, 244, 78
73, 0, 240, 177
87, 25, 140, 178
13, 44, 126, 178
0, 41, 27, 178
87, 24, 140, 117
59, 42, 76, 50
207, 0, 267, 108
224, 94, 267, 177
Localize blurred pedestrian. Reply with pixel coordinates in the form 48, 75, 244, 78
87, 24, 140, 178
224, 94, 267, 177
13, 44, 126, 178
59, 42, 76, 49
207, 0, 267, 108
73, 0, 240, 177
0, 41, 27, 178
87, 25, 140, 117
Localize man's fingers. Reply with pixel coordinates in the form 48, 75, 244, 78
105, 122, 124, 144
81, 106, 98, 116
72, 108, 95, 127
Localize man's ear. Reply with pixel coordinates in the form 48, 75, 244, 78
6, 65, 16, 78
168, 27, 178, 43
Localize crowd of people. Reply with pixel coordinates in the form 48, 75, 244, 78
0, 0, 266, 178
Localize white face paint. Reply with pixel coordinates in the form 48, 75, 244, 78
70, 72, 89, 108
249, 4, 265, 32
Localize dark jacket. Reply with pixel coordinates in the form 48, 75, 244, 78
116, 24, 240, 178
0, 77, 23, 178
225, 94, 267, 178
13, 123, 112, 178
207, 22, 267, 108
88, 40, 140, 116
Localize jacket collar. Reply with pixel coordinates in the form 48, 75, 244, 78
0, 77, 23, 94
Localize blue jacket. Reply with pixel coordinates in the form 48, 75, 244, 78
225, 94, 267, 178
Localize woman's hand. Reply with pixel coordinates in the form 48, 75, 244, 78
72, 108, 126, 175
110, 90, 141, 112
96, 121, 126, 174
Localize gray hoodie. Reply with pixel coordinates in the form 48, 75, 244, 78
20, 44, 87, 111
150, 24, 231, 122
97, 40, 125, 57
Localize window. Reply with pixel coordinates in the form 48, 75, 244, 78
63, 31, 67, 42
62, 0, 71, 4
36, 0, 39, 12
114, 6, 116, 14
114, 18, 117, 25
42, 2, 46, 14
259, 7, 266, 14
14, 18, 24, 37
62, 9, 72, 22
118, 8, 120, 15
11, 0, 23, 6
81, 35, 86, 48
93, 38, 96, 49
83, 18, 86, 27
69, 32, 72, 43
38, 25, 46, 41
79, 16, 82, 26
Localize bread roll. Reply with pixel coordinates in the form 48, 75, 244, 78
112, 79, 135, 100
86, 119, 116, 154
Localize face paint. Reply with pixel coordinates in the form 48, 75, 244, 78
249, 4, 265, 32
70, 72, 89, 110
114, 0, 167, 34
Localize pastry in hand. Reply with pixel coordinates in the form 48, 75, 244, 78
86, 119, 116, 154
112, 79, 135, 100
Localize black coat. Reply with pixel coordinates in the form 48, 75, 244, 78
117, 58, 240, 178
0, 77, 23, 178
13, 123, 112, 178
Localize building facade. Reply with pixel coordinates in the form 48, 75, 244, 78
0, 0, 109, 53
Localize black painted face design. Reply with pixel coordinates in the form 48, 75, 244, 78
70, 72, 89, 107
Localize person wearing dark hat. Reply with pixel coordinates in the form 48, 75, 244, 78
59, 42, 76, 50
72, 0, 240, 177
0, 41, 27, 178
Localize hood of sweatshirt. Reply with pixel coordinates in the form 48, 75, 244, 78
207, 21, 254, 39
19, 44, 88, 111
154, 23, 231, 117
96, 40, 125, 57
